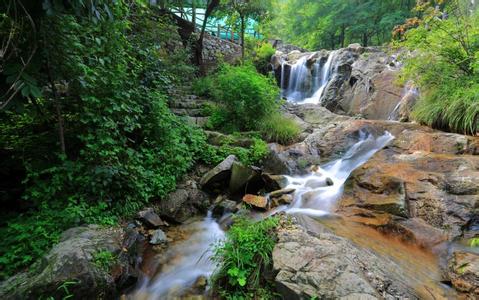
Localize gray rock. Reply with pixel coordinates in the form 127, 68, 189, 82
229, 161, 261, 194
0, 225, 128, 300
150, 229, 168, 245
159, 188, 210, 223
262, 173, 289, 191
273, 217, 419, 300
200, 155, 237, 189
447, 251, 479, 298
212, 199, 239, 217
269, 188, 295, 198
137, 208, 164, 228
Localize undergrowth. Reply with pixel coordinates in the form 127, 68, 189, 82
212, 216, 280, 299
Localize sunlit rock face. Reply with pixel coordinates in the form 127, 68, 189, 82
272, 45, 418, 121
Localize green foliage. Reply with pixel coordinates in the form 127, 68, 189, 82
399, 4, 479, 134
0, 3, 208, 278
203, 137, 269, 167
199, 63, 280, 131
212, 216, 279, 299
265, 0, 415, 50
93, 250, 115, 272
259, 113, 301, 145
252, 41, 276, 74
470, 237, 479, 247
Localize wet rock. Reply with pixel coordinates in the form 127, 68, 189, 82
200, 155, 237, 189
193, 275, 208, 291
270, 194, 293, 208
273, 216, 417, 299
212, 199, 238, 217
159, 188, 210, 223
269, 188, 295, 198
0, 225, 127, 300
229, 161, 262, 194
262, 173, 289, 191
149, 229, 167, 245
242, 194, 268, 209
264, 142, 321, 174
136, 208, 164, 228
304, 177, 333, 189
448, 251, 479, 298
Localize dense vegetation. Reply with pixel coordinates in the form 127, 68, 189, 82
195, 63, 300, 144
1, 0, 478, 298
265, 0, 417, 50
398, 0, 479, 134
212, 216, 279, 299
0, 1, 211, 278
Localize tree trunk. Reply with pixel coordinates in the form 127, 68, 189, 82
340, 25, 346, 48
240, 14, 245, 62
362, 33, 368, 47
195, 0, 220, 70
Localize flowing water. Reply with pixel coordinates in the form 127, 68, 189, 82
388, 82, 419, 120
128, 213, 224, 300
128, 130, 455, 299
282, 51, 338, 104
282, 130, 394, 216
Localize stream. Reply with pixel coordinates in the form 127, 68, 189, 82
125, 129, 455, 299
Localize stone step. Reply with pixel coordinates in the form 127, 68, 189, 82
170, 108, 205, 117
169, 99, 207, 109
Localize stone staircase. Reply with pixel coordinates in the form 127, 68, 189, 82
167, 85, 210, 127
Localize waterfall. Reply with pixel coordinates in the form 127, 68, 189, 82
284, 130, 394, 216
281, 51, 338, 105
280, 60, 286, 98
303, 50, 337, 104
284, 56, 310, 101
388, 82, 419, 121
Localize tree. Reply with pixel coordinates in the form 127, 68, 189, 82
265, 0, 416, 50
218, 0, 269, 61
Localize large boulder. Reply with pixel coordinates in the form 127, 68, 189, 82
228, 162, 262, 195
158, 187, 210, 223
272, 216, 422, 299
0, 225, 138, 300
200, 155, 237, 189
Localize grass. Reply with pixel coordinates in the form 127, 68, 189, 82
212, 216, 279, 299
259, 113, 301, 145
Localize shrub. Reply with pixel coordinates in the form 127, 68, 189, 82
0, 4, 208, 279
206, 64, 280, 131
259, 113, 301, 144
399, 7, 479, 135
212, 216, 279, 299
253, 42, 276, 74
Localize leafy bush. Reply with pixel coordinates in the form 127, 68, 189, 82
253, 42, 276, 74
0, 3, 208, 278
204, 64, 280, 132
201, 137, 269, 167
399, 7, 479, 134
212, 216, 279, 299
259, 113, 301, 144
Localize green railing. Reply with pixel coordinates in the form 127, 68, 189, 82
155, 0, 261, 41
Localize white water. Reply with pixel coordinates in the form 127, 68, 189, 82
129, 213, 225, 300
284, 130, 394, 216
282, 51, 338, 104
388, 82, 419, 120
129, 130, 394, 298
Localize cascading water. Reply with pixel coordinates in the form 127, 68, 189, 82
128, 212, 224, 300
284, 56, 310, 101
284, 130, 394, 216
282, 51, 338, 104
128, 130, 394, 299
388, 82, 419, 120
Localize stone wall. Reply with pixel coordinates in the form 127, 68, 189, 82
202, 33, 242, 70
